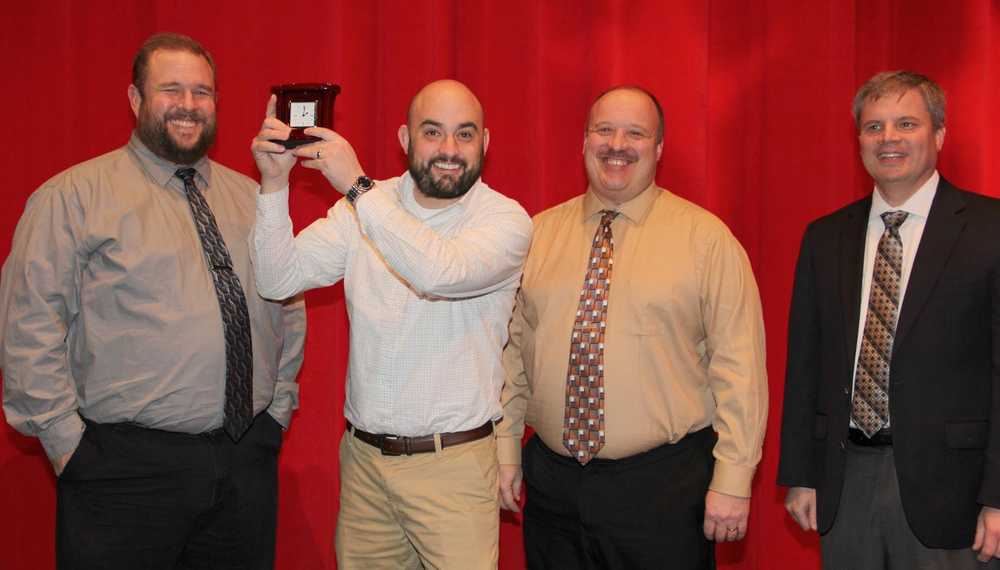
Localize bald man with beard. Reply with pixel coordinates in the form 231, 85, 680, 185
250, 80, 532, 569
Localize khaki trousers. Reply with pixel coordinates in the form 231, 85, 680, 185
335, 429, 499, 570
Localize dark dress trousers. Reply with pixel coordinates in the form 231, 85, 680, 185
777, 178, 1000, 548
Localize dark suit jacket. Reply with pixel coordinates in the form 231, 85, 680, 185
777, 178, 1000, 548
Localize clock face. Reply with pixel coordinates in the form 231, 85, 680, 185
289, 101, 317, 128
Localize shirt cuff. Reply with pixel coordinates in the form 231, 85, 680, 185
266, 386, 299, 430
497, 435, 523, 465
708, 461, 757, 498
256, 185, 291, 222
38, 412, 86, 463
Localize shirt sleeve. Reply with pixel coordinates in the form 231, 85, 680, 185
699, 226, 769, 498
498, 288, 530, 465
266, 293, 306, 429
354, 182, 532, 299
250, 186, 353, 300
1, 180, 87, 462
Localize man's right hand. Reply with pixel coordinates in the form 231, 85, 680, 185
784, 486, 818, 531
52, 450, 74, 477
251, 95, 297, 194
498, 464, 523, 512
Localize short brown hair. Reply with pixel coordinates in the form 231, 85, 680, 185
132, 32, 216, 95
852, 71, 945, 131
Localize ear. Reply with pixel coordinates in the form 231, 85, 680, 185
398, 124, 410, 154
482, 127, 490, 155
655, 140, 664, 161
127, 84, 142, 118
935, 126, 946, 151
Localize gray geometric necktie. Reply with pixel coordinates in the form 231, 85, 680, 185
852, 210, 908, 437
176, 168, 254, 442
563, 210, 618, 465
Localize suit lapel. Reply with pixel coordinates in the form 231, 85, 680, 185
839, 196, 870, 377
894, 179, 967, 350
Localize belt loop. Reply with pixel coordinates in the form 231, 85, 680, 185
433, 432, 443, 453
347, 424, 357, 452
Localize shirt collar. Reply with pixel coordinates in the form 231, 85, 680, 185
582, 182, 661, 224
870, 170, 939, 222
127, 131, 213, 191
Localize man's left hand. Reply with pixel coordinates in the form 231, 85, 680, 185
973, 506, 1000, 561
703, 489, 749, 542
292, 127, 364, 195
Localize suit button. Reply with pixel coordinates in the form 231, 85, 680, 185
843, 387, 850, 396
839, 440, 846, 451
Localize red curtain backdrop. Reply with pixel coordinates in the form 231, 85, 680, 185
2, 1, 998, 568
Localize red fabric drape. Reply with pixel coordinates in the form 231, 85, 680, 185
2, 2, 997, 568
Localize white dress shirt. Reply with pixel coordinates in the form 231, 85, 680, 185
251, 173, 532, 436
851, 171, 939, 426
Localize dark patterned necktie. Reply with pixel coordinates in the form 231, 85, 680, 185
176, 168, 254, 442
852, 210, 908, 437
563, 210, 618, 465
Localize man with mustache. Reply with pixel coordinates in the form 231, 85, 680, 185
779, 71, 1000, 567
1, 33, 305, 569
498, 85, 768, 569
250, 79, 531, 569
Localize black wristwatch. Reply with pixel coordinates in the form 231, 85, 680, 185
346, 175, 374, 205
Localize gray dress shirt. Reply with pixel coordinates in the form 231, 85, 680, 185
0, 133, 306, 461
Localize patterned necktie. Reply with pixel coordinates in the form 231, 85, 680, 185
563, 210, 618, 465
852, 210, 908, 437
176, 168, 254, 442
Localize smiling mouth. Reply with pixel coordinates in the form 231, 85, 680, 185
168, 118, 202, 132
877, 151, 906, 161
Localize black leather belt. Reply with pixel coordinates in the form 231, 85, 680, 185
848, 427, 893, 446
347, 420, 494, 456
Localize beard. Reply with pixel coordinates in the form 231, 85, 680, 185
407, 143, 484, 200
136, 103, 216, 165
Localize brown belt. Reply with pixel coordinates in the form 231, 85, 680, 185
347, 420, 494, 456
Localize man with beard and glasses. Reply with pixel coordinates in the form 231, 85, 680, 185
249, 79, 531, 569
498, 85, 768, 570
1, 32, 305, 570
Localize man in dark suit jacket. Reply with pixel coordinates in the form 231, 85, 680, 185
778, 70, 1000, 568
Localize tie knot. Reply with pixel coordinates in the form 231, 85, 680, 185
175, 168, 197, 185
881, 210, 908, 231
599, 210, 619, 226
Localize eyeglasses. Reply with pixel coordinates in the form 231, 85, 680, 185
587, 125, 655, 142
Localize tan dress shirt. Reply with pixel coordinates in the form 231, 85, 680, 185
499, 184, 767, 498
1, 134, 306, 462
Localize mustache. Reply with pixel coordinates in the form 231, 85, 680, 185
596, 147, 638, 162
164, 109, 206, 124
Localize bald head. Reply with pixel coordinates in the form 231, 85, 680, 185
406, 79, 485, 130
399, 80, 490, 206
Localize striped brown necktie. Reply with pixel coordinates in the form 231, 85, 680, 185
852, 210, 908, 437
